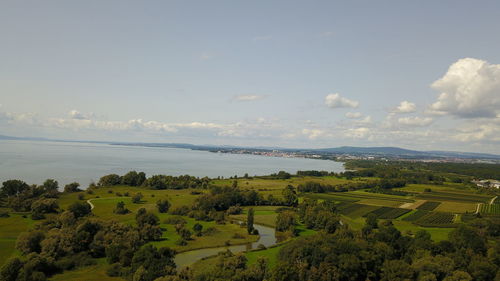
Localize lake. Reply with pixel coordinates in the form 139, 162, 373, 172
0, 140, 344, 186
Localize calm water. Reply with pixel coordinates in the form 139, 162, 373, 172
174, 223, 276, 268
0, 140, 344, 186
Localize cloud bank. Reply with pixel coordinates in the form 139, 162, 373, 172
430, 58, 500, 118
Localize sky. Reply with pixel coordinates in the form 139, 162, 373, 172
0, 0, 499, 153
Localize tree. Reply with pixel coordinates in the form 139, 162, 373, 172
98, 174, 121, 186
193, 223, 203, 236
380, 260, 414, 281
276, 211, 296, 233
179, 228, 192, 240
64, 182, 81, 193
16, 231, 45, 254
443, 270, 472, 281
449, 225, 486, 254
132, 193, 143, 204
136, 208, 162, 241
1, 180, 29, 197
131, 245, 176, 281
41, 179, 59, 192
31, 198, 58, 214
247, 208, 254, 234
156, 199, 171, 213
68, 201, 91, 218
0, 258, 23, 281
282, 185, 298, 207
365, 213, 379, 229
276, 171, 291, 179
114, 201, 129, 214
121, 171, 146, 186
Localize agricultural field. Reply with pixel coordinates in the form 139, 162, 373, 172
363, 207, 411, 219
434, 201, 477, 213
414, 212, 455, 227
479, 203, 500, 215
337, 203, 379, 218
415, 191, 492, 204
402, 210, 430, 222
416, 201, 441, 211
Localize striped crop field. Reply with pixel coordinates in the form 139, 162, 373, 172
364, 207, 411, 219
414, 212, 455, 227
402, 210, 431, 222
479, 204, 500, 215
416, 191, 491, 203
416, 201, 441, 211
337, 203, 379, 218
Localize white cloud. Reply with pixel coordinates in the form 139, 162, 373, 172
325, 93, 359, 109
429, 58, 500, 118
355, 116, 372, 125
302, 129, 326, 140
392, 101, 416, 113
344, 127, 370, 139
397, 116, 433, 127
345, 112, 363, 119
233, 94, 266, 102
69, 110, 95, 120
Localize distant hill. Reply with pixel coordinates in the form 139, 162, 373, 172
1, 134, 499, 160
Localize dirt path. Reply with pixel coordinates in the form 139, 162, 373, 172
86, 197, 123, 210
86, 199, 95, 210
475, 203, 481, 214
490, 196, 498, 205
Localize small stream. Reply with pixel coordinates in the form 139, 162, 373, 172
174, 223, 277, 268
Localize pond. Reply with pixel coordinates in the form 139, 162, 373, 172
174, 223, 276, 268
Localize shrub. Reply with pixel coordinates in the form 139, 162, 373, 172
156, 199, 171, 213
227, 205, 243, 215
132, 193, 143, 204
64, 182, 81, 193
77, 194, 85, 200
202, 227, 218, 236
163, 216, 187, 225
98, 174, 121, 187
106, 263, 122, 277
175, 239, 187, 246
170, 205, 190, 216
232, 233, 245, 239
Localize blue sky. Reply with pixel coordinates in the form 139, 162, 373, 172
1, 1, 500, 153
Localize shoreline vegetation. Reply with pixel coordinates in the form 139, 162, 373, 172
0, 160, 499, 281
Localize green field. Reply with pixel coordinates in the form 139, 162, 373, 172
49, 259, 121, 281
0, 213, 36, 263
